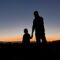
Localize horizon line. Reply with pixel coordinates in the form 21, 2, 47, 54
0, 36, 60, 42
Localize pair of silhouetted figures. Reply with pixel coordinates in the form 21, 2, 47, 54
22, 11, 47, 46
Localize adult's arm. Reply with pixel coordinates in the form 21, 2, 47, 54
31, 20, 35, 38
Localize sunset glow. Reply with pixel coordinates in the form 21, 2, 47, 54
0, 0, 60, 42
0, 36, 60, 42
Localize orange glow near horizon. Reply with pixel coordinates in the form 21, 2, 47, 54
46, 36, 60, 42
0, 36, 60, 42
0, 36, 22, 42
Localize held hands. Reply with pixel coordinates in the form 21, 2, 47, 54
30, 34, 33, 39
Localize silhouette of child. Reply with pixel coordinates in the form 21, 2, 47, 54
23, 28, 31, 45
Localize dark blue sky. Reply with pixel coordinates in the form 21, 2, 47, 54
0, 0, 60, 38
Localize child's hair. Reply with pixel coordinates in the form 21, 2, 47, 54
24, 28, 28, 34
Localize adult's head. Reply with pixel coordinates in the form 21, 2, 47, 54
34, 11, 39, 18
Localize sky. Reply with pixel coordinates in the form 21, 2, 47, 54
0, 0, 60, 42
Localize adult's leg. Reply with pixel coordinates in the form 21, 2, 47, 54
41, 34, 47, 44
35, 34, 41, 45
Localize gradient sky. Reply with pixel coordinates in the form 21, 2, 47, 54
0, 0, 60, 42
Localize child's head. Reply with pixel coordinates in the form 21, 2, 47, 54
24, 28, 28, 34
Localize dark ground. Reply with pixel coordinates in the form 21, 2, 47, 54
0, 40, 60, 59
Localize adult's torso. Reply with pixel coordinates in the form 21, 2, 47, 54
34, 16, 45, 34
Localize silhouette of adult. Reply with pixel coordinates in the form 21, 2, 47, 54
31, 11, 47, 45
